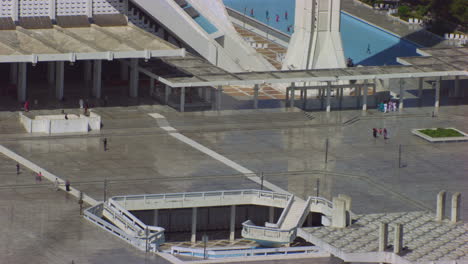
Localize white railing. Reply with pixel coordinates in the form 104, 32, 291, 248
242, 220, 295, 243
106, 199, 165, 248
84, 203, 158, 252
170, 245, 323, 259
112, 189, 291, 208
242, 196, 334, 244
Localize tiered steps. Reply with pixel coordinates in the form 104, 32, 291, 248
233, 25, 286, 70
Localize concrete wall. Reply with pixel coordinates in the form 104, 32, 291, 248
19, 112, 101, 134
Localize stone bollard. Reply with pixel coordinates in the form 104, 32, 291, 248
379, 222, 388, 252
331, 197, 347, 228
436, 190, 446, 221
393, 223, 403, 254
451, 192, 461, 223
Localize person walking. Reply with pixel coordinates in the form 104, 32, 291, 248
65, 180, 71, 192
250, 8, 254, 17
372, 128, 378, 138
378, 128, 383, 136
266, 10, 269, 19
285, 11, 288, 20
103, 138, 108, 151
16, 163, 20, 175
383, 128, 388, 140
383, 101, 388, 113
24, 100, 29, 112
54, 178, 60, 191
36, 171, 43, 183
276, 14, 280, 22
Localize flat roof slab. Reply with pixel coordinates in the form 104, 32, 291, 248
302, 211, 467, 263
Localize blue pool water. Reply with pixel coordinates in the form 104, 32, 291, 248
222, 0, 420, 66
183, 4, 218, 34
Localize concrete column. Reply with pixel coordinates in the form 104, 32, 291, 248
149, 77, 155, 97
289, 83, 295, 108
49, 0, 56, 22
418, 77, 423, 106
373, 77, 377, 95
269, 207, 275, 223
331, 197, 346, 228
434, 77, 441, 109
84, 60, 92, 83
355, 86, 361, 109
10, 63, 17, 85
300, 89, 304, 101
253, 84, 259, 109
451, 192, 461, 223
153, 209, 159, 226
339, 88, 343, 109
55, 61, 64, 100
180, 87, 185, 112
191, 207, 197, 243
92, 60, 102, 99
302, 88, 308, 109
320, 88, 325, 110
229, 205, 236, 241
17, 63, 27, 102
326, 82, 331, 112
129, 58, 138, 98
86, 0, 92, 20
399, 79, 404, 111
120, 60, 129, 81
211, 88, 216, 110
216, 85, 223, 111
436, 190, 446, 221
379, 222, 388, 252
202, 87, 207, 101
164, 85, 170, 104
454, 76, 460, 97
362, 80, 368, 111
47, 62, 55, 84
393, 224, 403, 254
12, 0, 19, 23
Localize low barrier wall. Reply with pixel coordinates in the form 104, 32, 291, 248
19, 112, 101, 134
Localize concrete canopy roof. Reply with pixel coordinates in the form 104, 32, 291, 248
155, 47, 468, 88
0, 24, 185, 63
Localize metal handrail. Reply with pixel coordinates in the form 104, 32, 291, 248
107, 199, 164, 234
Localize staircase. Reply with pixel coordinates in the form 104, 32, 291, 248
233, 24, 286, 70
242, 196, 313, 246
280, 198, 308, 230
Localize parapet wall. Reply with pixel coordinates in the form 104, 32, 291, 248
19, 112, 101, 134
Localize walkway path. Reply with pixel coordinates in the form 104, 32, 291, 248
342, 0, 447, 48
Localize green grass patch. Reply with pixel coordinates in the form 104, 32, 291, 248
419, 128, 464, 138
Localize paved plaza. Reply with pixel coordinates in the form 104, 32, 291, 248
0, 91, 467, 263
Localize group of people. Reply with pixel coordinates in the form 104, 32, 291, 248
378, 100, 398, 113
372, 128, 389, 140
248, 8, 288, 21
